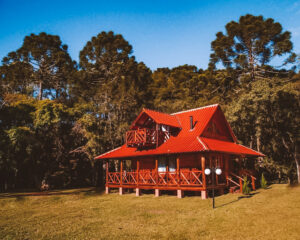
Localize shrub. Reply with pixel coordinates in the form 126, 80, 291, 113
261, 173, 268, 189
242, 176, 251, 195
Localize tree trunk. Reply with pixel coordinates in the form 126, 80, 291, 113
248, 40, 255, 82
295, 145, 300, 184
256, 135, 260, 152
296, 160, 300, 184
38, 81, 43, 100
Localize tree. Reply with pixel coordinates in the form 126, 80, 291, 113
226, 77, 300, 183
210, 14, 295, 82
77, 31, 152, 151
1, 32, 76, 100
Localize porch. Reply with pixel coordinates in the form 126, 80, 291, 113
104, 153, 257, 198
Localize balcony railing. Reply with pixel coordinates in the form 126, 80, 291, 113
107, 169, 203, 187
125, 128, 170, 148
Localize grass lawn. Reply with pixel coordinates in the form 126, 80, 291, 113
0, 184, 299, 240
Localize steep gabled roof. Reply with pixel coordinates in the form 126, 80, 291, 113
130, 108, 181, 129
95, 104, 264, 159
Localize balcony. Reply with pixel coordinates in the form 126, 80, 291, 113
125, 128, 170, 148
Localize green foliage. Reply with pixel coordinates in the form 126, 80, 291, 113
1, 32, 76, 100
242, 176, 251, 195
226, 77, 299, 183
0, 16, 299, 191
77, 31, 153, 151
261, 173, 268, 189
210, 14, 295, 82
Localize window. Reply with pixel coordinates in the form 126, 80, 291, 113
158, 156, 177, 172
158, 157, 167, 172
169, 157, 176, 172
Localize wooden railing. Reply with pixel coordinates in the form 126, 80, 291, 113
240, 169, 256, 190
107, 169, 203, 187
125, 128, 170, 148
227, 172, 244, 193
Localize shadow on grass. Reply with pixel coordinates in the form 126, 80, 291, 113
0, 188, 105, 199
15, 195, 26, 202
215, 191, 260, 208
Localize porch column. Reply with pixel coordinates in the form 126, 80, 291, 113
177, 189, 184, 198
238, 156, 243, 193
201, 155, 207, 200
119, 160, 124, 195
225, 155, 229, 185
177, 156, 180, 186
238, 156, 242, 174
136, 159, 140, 196
155, 158, 159, 197
105, 160, 109, 194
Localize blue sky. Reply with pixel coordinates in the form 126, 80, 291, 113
0, 0, 300, 70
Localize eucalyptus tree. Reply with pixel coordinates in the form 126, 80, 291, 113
209, 14, 295, 82
1, 32, 76, 100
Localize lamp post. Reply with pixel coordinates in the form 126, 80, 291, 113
204, 167, 222, 209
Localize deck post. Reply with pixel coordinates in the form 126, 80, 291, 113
119, 160, 123, 195
201, 155, 207, 199
155, 158, 158, 185
177, 189, 184, 198
136, 159, 140, 196
225, 155, 229, 185
177, 156, 180, 186
136, 188, 140, 196
239, 178, 243, 193
201, 190, 207, 199
155, 189, 160, 197
155, 158, 159, 196
105, 160, 109, 194
251, 177, 256, 191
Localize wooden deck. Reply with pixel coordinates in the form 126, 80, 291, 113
106, 169, 227, 191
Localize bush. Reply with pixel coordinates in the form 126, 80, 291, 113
261, 173, 268, 189
242, 176, 251, 195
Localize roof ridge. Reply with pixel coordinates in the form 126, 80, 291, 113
170, 104, 219, 115
143, 108, 172, 116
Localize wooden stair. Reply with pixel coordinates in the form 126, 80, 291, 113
229, 185, 240, 193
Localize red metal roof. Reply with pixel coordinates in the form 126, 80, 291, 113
130, 108, 181, 129
201, 137, 265, 156
95, 104, 264, 159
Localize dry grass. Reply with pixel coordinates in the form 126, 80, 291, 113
0, 184, 299, 240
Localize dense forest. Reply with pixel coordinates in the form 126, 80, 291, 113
0, 14, 299, 192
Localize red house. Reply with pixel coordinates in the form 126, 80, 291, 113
95, 104, 264, 199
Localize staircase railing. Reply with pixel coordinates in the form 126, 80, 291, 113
240, 169, 257, 190
227, 172, 244, 193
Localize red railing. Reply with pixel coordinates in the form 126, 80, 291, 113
125, 128, 170, 147
240, 169, 256, 191
107, 169, 203, 187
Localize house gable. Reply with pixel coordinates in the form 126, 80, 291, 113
130, 108, 181, 130
201, 106, 237, 142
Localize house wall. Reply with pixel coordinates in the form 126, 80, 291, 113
139, 157, 155, 170
179, 153, 201, 169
